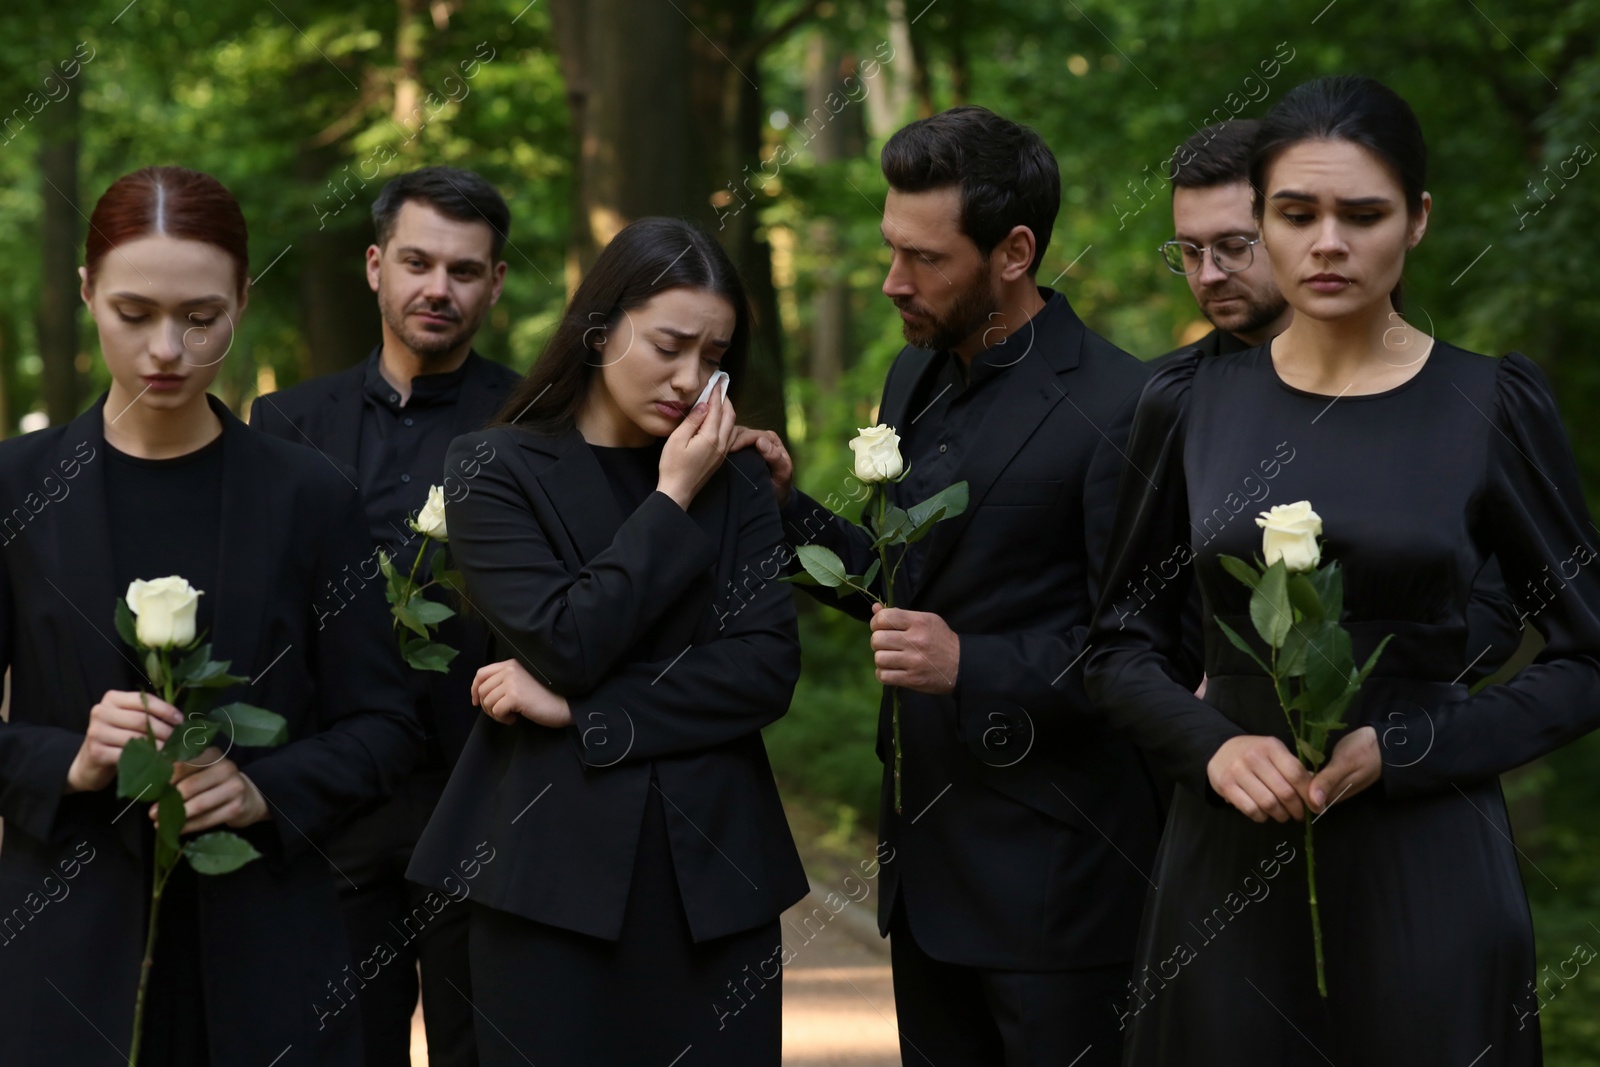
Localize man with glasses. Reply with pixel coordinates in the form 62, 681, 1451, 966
1155, 120, 1291, 366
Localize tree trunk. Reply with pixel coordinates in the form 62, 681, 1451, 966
551, 0, 798, 432
548, 0, 594, 292
36, 74, 81, 425
297, 138, 380, 379
805, 33, 853, 397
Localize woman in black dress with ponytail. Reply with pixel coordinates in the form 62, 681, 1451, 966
1086, 75, 1600, 1065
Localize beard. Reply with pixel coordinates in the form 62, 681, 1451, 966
378, 290, 485, 361
895, 261, 999, 353
1200, 284, 1288, 339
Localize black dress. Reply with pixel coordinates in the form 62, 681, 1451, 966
1083, 343, 1600, 1065
466, 438, 783, 1067
104, 433, 225, 1067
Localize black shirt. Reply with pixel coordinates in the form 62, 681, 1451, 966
103, 430, 227, 1067
358, 346, 475, 555
589, 439, 666, 518
104, 432, 225, 653
891, 294, 1062, 596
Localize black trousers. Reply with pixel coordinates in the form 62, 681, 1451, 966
890, 896, 1130, 1067
467, 785, 782, 1066
328, 770, 476, 1067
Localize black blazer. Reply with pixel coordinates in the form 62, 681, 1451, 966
782, 289, 1163, 969
0, 392, 423, 1066
406, 426, 809, 942
248, 350, 519, 766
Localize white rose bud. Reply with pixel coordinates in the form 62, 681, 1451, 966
1256, 500, 1323, 573
849, 424, 903, 484
411, 485, 449, 542
126, 576, 203, 649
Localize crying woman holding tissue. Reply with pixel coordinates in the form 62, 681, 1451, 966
406, 216, 807, 1065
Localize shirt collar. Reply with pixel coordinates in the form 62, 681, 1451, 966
946, 286, 1064, 388
363, 346, 475, 410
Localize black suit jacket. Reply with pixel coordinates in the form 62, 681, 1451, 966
0, 392, 423, 1066
248, 350, 519, 766
782, 289, 1164, 969
406, 426, 809, 942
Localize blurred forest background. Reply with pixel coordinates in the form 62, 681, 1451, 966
3, 0, 1599, 1055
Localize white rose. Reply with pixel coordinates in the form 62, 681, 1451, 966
1255, 500, 1323, 573
126, 576, 202, 649
411, 485, 449, 542
849, 424, 903, 484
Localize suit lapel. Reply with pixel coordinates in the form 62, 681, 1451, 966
906, 292, 1086, 604
878, 348, 940, 434
525, 427, 726, 568
318, 374, 364, 470
208, 395, 270, 684
41, 395, 136, 716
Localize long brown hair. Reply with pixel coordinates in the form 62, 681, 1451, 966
493, 217, 751, 434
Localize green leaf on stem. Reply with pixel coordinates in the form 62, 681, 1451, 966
1351, 633, 1395, 689
1287, 575, 1325, 624
1306, 621, 1353, 709
184, 831, 262, 876
168, 643, 211, 688
164, 716, 220, 764
207, 703, 289, 747
1214, 617, 1270, 675
904, 482, 969, 543
428, 546, 449, 583
1296, 736, 1327, 768
1279, 623, 1311, 678
379, 550, 407, 607
793, 544, 850, 588
1250, 561, 1292, 647
1309, 561, 1343, 621
407, 597, 456, 627
118, 737, 175, 801
859, 558, 882, 594
114, 598, 139, 648
870, 506, 911, 549
392, 602, 428, 638
156, 785, 186, 857
403, 639, 459, 673
1217, 554, 1262, 590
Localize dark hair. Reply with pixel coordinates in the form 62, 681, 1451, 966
1249, 75, 1426, 309
880, 105, 1059, 276
371, 166, 511, 261
1170, 120, 1261, 190
86, 166, 249, 297
1249, 75, 1426, 216
493, 217, 751, 434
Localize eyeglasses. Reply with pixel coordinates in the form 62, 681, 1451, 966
1159, 235, 1261, 275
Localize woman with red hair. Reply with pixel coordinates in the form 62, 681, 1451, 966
0, 165, 423, 1065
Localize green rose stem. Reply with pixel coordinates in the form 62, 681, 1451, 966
1266, 639, 1327, 1000
785, 454, 966, 819
393, 536, 432, 632
115, 584, 287, 1067
129, 647, 175, 1067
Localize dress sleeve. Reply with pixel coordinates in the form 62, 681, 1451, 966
1382, 351, 1600, 797
1083, 350, 1244, 796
